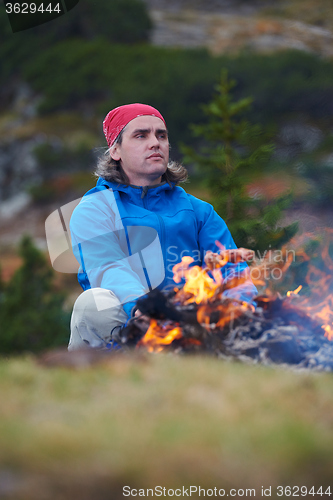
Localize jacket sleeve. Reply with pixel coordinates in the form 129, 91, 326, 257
70, 188, 147, 318
194, 198, 258, 304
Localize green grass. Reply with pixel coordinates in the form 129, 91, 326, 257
0, 353, 332, 499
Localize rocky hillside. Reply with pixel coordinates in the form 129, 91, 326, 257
1, 0, 333, 251
144, 0, 333, 56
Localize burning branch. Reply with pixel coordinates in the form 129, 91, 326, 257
119, 234, 333, 371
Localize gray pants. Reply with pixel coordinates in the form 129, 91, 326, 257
68, 288, 128, 351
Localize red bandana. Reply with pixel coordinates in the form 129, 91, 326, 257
103, 103, 166, 148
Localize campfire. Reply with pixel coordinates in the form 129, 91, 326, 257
118, 233, 333, 372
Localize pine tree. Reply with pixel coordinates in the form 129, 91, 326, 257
182, 70, 298, 252
0, 236, 70, 354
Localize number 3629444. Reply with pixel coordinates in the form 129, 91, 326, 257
277, 486, 331, 496
5, 3, 61, 14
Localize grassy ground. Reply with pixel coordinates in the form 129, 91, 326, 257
0, 352, 332, 499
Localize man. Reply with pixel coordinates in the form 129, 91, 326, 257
68, 103, 257, 351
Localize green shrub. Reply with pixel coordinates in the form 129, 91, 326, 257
18, 43, 333, 147
32, 141, 94, 177
297, 159, 333, 208
0, 236, 70, 355
0, 0, 151, 93
182, 71, 298, 251
225, 50, 333, 125
22, 41, 224, 147
0, 0, 151, 47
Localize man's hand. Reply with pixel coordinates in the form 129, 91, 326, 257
204, 248, 255, 270
134, 308, 150, 322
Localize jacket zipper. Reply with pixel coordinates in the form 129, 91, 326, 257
142, 187, 166, 289
156, 213, 166, 288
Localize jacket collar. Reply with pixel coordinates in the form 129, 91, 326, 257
96, 177, 175, 197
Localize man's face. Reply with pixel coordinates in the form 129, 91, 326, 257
110, 115, 169, 185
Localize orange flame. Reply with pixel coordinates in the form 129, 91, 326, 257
197, 301, 252, 330
172, 256, 224, 304
138, 232, 333, 352
286, 285, 303, 297
138, 319, 182, 352
324, 325, 333, 341
282, 233, 333, 341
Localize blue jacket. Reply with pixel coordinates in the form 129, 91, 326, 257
70, 178, 257, 317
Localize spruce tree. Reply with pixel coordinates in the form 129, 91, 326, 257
182, 70, 298, 252
0, 236, 70, 354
